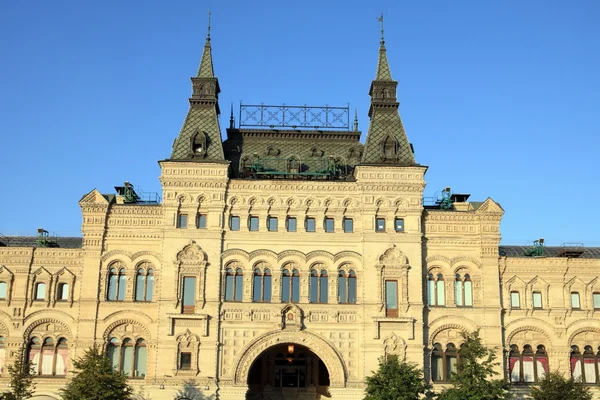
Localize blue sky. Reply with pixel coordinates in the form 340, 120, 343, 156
0, 1, 598, 245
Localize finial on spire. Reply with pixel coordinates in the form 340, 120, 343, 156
353, 108, 359, 131
229, 102, 235, 129
377, 12, 384, 44
207, 10, 211, 42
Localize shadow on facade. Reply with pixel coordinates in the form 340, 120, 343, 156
173, 379, 215, 400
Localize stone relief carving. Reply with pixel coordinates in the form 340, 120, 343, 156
383, 333, 407, 361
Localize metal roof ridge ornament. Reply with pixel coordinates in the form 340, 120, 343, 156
238, 103, 350, 131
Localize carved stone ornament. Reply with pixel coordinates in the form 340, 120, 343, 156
383, 332, 407, 361
279, 304, 304, 331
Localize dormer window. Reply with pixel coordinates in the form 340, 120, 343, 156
191, 131, 207, 158
382, 136, 398, 159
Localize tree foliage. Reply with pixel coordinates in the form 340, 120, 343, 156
436, 330, 512, 400
0, 344, 36, 400
364, 355, 431, 400
529, 371, 592, 400
60, 346, 134, 400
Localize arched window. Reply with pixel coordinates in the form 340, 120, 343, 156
27, 336, 68, 376
382, 136, 397, 159
135, 268, 154, 302
310, 269, 328, 303
281, 268, 299, 303
445, 343, 458, 379
107, 267, 126, 301
571, 345, 598, 383
34, 282, 46, 300
108, 337, 147, 378
253, 268, 272, 302
338, 270, 357, 304
431, 343, 444, 382
428, 273, 445, 306
224, 268, 243, 302
0, 282, 7, 300
455, 274, 473, 307
0, 336, 5, 374
56, 282, 69, 301
510, 344, 549, 383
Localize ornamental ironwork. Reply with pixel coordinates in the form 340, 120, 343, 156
239, 104, 350, 130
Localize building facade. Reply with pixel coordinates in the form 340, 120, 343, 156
1, 28, 600, 400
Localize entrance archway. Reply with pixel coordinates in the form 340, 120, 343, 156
247, 343, 330, 399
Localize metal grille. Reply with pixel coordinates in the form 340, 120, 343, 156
239, 104, 350, 130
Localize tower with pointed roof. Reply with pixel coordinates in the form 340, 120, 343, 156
169, 20, 225, 162
361, 24, 416, 165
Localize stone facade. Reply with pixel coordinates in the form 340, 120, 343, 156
1, 28, 599, 400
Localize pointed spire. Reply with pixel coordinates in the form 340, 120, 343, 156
229, 103, 235, 129
197, 10, 215, 78
375, 13, 392, 81
353, 109, 359, 131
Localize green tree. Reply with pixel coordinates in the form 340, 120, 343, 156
60, 346, 134, 400
0, 344, 36, 400
529, 371, 592, 400
364, 355, 431, 400
437, 330, 512, 400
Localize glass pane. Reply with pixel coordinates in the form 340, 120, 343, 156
385, 281, 398, 309
324, 218, 334, 232
306, 218, 315, 232
282, 275, 290, 302
225, 275, 234, 301
180, 353, 192, 369
56, 346, 68, 375
264, 274, 272, 302
594, 294, 600, 309
376, 218, 385, 231
348, 275, 357, 303
118, 275, 126, 301
291, 276, 300, 302
122, 345, 134, 377
108, 274, 118, 300
320, 276, 328, 303
437, 281, 445, 306
536, 356, 548, 380
447, 356, 457, 378
134, 346, 147, 378
584, 359, 596, 383
533, 292, 542, 308
510, 356, 521, 382
108, 344, 119, 371
177, 214, 187, 228
230, 216, 240, 231
338, 275, 347, 303
36, 283, 46, 299
310, 276, 318, 303
343, 218, 353, 233
197, 214, 207, 228
511, 292, 520, 307
395, 218, 404, 232
268, 217, 278, 231
287, 218, 297, 232
572, 358, 582, 381
523, 356, 534, 382
571, 293, 580, 308
146, 275, 154, 301
235, 275, 243, 301
455, 280, 463, 306
41, 348, 53, 375
253, 274, 262, 301
432, 356, 443, 381
183, 277, 196, 306
0, 348, 5, 374
428, 280, 435, 305
464, 281, 473, 306
60, 283, 69, 300
0, 282, 7, 299
135, 275, 145, 301
249, 216, 259, 231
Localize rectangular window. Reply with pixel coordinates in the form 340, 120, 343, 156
343, 218, 353, 233
394, 218, 404, 232
385, 280, 398, 317
594, 293, 600, 309
249, 216, 259, 231
176, 214, 187, 229
571, 292, 581, 309
182, 277, 196, 314
179, 352, 192, 370
35, 283, 46, 300
533, 292, 542, 308
324, 218, 334, 233
376, 217, 386, 232
268, 216, 278, 231
286, 217, 297, 232
230, 216, 240, 231
0, 282, 7, 299
196, 214, 207, 229
510, 291, 520, 308
305, 217, 316, 232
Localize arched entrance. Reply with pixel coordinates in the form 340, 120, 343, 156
247, 343, 330, 399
